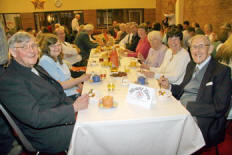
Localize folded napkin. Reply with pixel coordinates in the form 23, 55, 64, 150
110, 49, 119, 67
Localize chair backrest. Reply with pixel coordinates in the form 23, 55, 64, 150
0, 103, 37, 152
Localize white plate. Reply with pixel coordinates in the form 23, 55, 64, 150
157, 89, 171, 100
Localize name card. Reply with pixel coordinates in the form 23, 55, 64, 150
126, 83, 154, 109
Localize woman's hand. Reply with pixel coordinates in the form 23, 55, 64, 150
140, 63, 150, 70
80, 74, 91, 82
141, 71, 155, 78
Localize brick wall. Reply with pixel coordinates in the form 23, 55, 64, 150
21, 13, 35, 30
183, 0, 232, 33
83, 10, 97, 29
155, 0, 176, 24
144, 9, 156, 25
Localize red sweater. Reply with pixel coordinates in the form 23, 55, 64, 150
127, 37, 150, 59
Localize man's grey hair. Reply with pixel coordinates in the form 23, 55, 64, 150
8, 31, 34, 49
0, 23, 8, 65
84, 24, 94, 32
190, 34, 211, 46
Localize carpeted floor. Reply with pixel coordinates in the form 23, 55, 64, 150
197, 121, 232, 155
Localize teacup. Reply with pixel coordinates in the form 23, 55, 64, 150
92, 75, 101, 82
137, 76, 146, 85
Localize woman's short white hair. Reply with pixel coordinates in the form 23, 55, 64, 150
147, 31, 162, 42
84, 24, 94, 32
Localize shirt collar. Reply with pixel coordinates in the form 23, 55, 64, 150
196, 56, 211, 70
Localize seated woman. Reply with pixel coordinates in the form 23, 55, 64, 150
127, 23, 150, 59
139, 31, 168, 68
39, 34, 90, 99
142, 27, 190, 85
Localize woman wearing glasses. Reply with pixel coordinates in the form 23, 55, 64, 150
39, 34, 90, 99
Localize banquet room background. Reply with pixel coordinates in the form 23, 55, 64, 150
0, 0, 232, 34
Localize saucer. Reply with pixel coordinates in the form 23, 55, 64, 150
134, 81, 149, 85
157, 89, 171, 100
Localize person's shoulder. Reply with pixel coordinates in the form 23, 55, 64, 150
40, 55, 53, 62
179, 48, 190, 57
0, 64, 22, 85
210, 58, 231, 74
215, 60, 231, 70
78, 31, 88, 38
166, 48, 172, 54
39, 55, 55, 66
161, 44, 168, 50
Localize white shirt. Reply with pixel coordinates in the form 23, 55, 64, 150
119, 33, 133, 47
151, 48, 190, 85
31, 67, 39, 76
197, 56, 211, 70
62, 42, 82, 65
71, 18, 79, 32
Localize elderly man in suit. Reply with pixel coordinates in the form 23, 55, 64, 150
159, 35, 231, 147
0, 31, 89, 153
75, 24, 98, 66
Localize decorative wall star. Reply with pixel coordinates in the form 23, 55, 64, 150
31, 0, 45, 9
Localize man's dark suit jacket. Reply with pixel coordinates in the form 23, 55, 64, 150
0, 65, 16, 154
126, 33, 140, 52
75, 31, 98, 66
0, 60, 76, 153
171, 58, 231, 146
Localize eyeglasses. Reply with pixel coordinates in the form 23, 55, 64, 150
49, 43, 62, 48
190, 44, 209, 50
14, 43, 38, 50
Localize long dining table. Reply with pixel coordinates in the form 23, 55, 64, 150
68, 47, 205, 155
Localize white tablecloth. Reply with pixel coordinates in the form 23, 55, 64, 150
68, 50, 205, 155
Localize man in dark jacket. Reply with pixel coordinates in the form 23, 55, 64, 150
0, 31, 89, 153
126, 23, 140, 51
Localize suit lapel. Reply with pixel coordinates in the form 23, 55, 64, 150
196, 58, 215, 101
182, 61, 196, 87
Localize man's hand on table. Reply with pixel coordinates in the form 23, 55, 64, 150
158, 76, 170, 89
73, 94, 89, 112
